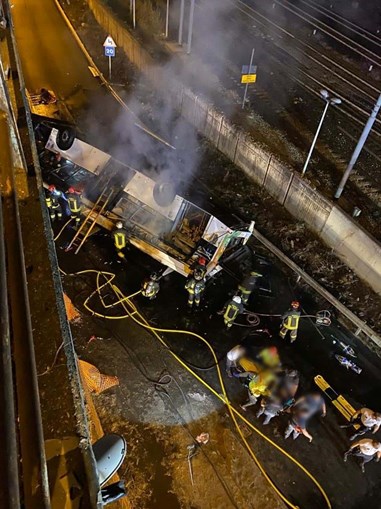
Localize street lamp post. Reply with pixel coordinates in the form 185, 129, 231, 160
301, 89, 341, 177
165, 0, 170, 38
187, 0, 195, 55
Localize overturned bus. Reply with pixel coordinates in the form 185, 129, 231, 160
40, 127, 254, 278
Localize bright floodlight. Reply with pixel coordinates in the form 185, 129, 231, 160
330, 97, 342, 105
320, 89, 329, 99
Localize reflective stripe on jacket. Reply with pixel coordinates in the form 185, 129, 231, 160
68, 195, 81, 213
238, 275, 257, 295
113, 231, 127, 249
224, 302, 241, 321
185, 278, 205, 295
282, 310, 301, 330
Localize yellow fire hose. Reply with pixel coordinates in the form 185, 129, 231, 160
63, 269, 331, 509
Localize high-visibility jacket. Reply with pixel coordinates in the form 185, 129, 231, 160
282, 310, 301, 330
224, 301, 243, 322
113, 229, 127, 250
248, 370, 275, 397
46, 193, 60, 209
185, 278, 205, 295
68, 194, 81, 213
142, 280, 159, 298
238, 274, 258, 296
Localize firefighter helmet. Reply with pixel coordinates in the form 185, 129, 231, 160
48, 184, 56, 192
291, 300, 300, 309
232, 295, 242, 304
194, 268, 204, 280
67, 187, 75, 194
198, 256, 207, 267
116, 221, 123, 229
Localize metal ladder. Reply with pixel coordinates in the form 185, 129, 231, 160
66, 189, 112, 254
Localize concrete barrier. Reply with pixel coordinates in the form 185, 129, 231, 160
82, 0, 381, 295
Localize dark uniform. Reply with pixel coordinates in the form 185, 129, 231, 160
238, 271, 261, 305
223, 297, 244, 329
142, 278, 160, 300
45, 188, 63, 221
185, 276, 205, 308
67, 193, 82, 226
113, 228, 128, 258
279, 308, 301, 342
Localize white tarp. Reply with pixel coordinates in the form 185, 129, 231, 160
124, 172, 183, 221
46, 129, 111, 175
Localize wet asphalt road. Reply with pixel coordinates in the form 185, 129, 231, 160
53, 181, 381, 509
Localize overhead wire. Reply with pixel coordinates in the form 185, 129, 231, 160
63, 268, 331, 508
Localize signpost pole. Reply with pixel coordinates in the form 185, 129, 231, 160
178, 0, 185, 45
109, 55, 112, 81
242, 48, 255, 109
165, 0, 170, 38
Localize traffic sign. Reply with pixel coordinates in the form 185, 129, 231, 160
103, 35, 117, 48
241, 65, 257, 74
241, 74, 257, 84
104, 46, 115, 57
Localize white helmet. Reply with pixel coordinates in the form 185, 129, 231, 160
116, 221, 123, 229
233, 295, 241, 304
227, 345, 245, 362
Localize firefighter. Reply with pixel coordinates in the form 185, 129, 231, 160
45, 184, 63, 222
66, 187, 82, 227
238, 270, 262, 305
279, 300, 301, 343
223, 295, 244, 329
185, 268, 205, 309
142, 272, 160, 300
113, 221, 128, 258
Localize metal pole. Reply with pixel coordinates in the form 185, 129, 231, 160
108, 56, 111, 80
335, 93, 381, 198
178, 0, 185, 45
130, 0, 133, 16
165, 0, 170, 38
242, 48, 255, 109
187, 0, 195, 55
132, 0, 136, 29
301, 100, 330, 176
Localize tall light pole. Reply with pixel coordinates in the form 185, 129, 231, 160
302, 89, 341, 177
335, 93, 381, 199
178, 0, 185, 45
187, 0, 195, 55
165, 0, 170, 38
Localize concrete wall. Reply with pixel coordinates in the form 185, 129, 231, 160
85, 0, 381, 295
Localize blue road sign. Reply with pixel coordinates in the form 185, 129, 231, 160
241, 64, 257, 74
104, 46, 115, 57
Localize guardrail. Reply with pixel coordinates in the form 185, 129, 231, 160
2, 0, 102, 507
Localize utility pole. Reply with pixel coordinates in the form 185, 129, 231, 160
242, 48, 255, 109
165, 0, 170, 38
187, 0, 195, 55
132, 0, 136, 29
302, 90, 341, 177
178, 0, 185, 45
335, 93, 381, 199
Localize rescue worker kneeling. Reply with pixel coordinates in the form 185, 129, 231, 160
185, 268, 205, 309
66, 187, 82, 227
45, 184, 63, 222
240, 369, 276, 411
141, 272, 160, 300
279, 300, 301, 343
113, 221, 128, 258
223, 295, 244, 329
